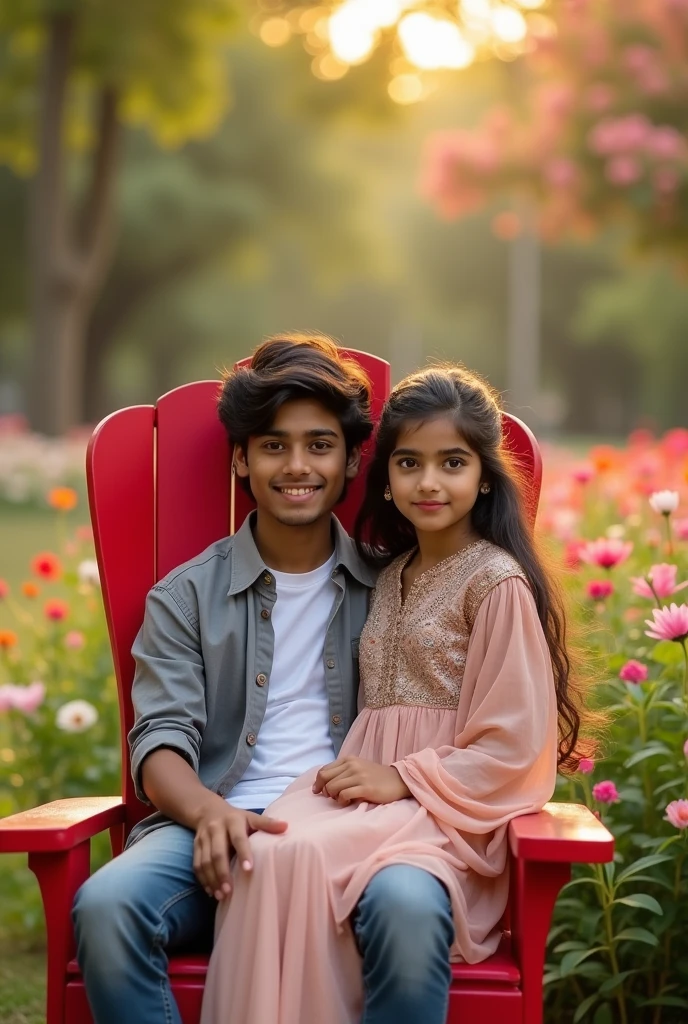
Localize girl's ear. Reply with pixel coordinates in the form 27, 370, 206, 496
345, 445, 362, 480
234, 444, 250, 478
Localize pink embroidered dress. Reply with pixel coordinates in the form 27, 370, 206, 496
201, 540, 558, 1024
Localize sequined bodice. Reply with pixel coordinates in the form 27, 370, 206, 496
360, 540, 528, 710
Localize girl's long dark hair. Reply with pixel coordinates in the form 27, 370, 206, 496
354, 364, 597, 773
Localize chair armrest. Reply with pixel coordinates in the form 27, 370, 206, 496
0, 797, 125, 853
509, 801, 614, 863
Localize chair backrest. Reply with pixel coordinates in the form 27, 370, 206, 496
86, 350, 541, 831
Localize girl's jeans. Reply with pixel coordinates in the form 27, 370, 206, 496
73, 822, 454, 1024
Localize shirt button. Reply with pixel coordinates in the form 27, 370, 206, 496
256, 673, 267, 686
263, 574, 272, 585
246, 732, 257, 746
327, 659, 336, 669
331, 569, 338, 579
261, 608, 270, 620
331, 715, 341, 726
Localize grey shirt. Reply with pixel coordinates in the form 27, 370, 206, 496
127, 513, 377, 847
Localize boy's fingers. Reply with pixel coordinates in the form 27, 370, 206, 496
208, 824, 232, 896
250, 813, 288, 835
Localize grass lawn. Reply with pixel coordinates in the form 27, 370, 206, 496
0, 947, 45, 1024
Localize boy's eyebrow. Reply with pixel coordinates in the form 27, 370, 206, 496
259, 428, 341, 439
392, 446, 473, 457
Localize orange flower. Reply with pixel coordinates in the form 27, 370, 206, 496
44, 599, 69, 622
48, 487, 78, 511
589, 445, 619, 473
0, 579, 9, 600
30, 552, 62, 581
0, 630, 18, 649
21, 581, 40, 599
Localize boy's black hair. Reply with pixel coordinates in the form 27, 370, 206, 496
218, 332, 374, 493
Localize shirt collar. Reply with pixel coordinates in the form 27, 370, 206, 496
227, 512, 377, 596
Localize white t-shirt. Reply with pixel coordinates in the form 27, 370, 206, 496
228, 553, 338, 810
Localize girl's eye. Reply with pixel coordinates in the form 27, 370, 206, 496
311, 441, 332, 452
398, 458, 417, 469
445, 458, 465, 469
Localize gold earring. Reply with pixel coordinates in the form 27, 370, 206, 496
480, 483, 491, 494
384, 485, 392, 501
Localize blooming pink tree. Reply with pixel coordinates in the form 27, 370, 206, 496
421, 0, 688, 258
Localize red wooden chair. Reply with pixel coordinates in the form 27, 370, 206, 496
0, 349, 613, 1024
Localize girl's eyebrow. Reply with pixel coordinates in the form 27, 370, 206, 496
392, 446, 473, 457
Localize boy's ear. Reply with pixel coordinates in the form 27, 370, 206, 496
234, 444, 250, 478
345, 445, 362, 480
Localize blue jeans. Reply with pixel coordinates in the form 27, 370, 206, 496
73, 823, 454, 1024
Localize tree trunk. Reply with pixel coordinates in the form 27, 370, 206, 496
27, 14, 119, 435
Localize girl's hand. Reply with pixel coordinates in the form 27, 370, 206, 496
313, 756, 411, 806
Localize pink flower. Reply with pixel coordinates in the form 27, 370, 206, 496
572, 463, 595, 484
631, 564, 688, 600
674, 517, 688, 541
645, 603, 688, 642
44, 599, 69, 622
605, 155, 642, 186
665, 799, 688, 829
578, 758, 595, 774
646, 126, 686, 161
0, 681, 46, 715
580, 538, 633, 569
64, 631, 86, 650
593, 780, 621, 804
544, 158, 579, 189
0, 579, 9, 600
587, 580, 614, 600
619, 660, 648, 683
683, 738, 688, 760
564, 539, 587, 568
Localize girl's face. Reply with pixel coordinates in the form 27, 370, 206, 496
388, 414, 484, 539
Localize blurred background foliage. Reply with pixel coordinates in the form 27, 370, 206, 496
0, 2, 686, 437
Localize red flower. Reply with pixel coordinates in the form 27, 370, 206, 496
31, 552, 62, 581
0, 578, 9, 600
587, 579, 614, 600
44, 599, 69, 622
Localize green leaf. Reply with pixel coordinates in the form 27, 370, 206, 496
614, 893, 663, 915
624, 744, 672, 767
640, 996, 688, 1009
573, 993, 599, 1022
559, 947, 607, 976
599, 970, 637, 994
593, 1003, 613, 1024
614, 927, 660, 946
650, 641, 685, 666
616, 853, 673, 885
553, 940, 588, 954
561, 876, 603, 892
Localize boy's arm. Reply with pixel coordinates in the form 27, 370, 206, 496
131, 585, 286, 898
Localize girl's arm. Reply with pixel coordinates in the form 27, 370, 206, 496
393, 577, 559, 831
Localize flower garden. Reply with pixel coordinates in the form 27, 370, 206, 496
2, 428, 688, 1023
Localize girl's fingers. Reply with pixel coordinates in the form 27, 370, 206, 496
336, 785, 367, 805
313, 760, 349, 792
322, 769, 359, 798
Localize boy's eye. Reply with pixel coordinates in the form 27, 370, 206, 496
263, 442, 284, 451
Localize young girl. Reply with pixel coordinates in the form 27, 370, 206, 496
201, 365, 587, 1024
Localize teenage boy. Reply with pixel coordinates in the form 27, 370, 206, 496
73, 334, 454, 1024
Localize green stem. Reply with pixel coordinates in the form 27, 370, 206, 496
637, 701, 655, 829
652, 850, 686, 1024
663, 513, 673, 556
681, 640, 688, 707
595, 864, 629, 1024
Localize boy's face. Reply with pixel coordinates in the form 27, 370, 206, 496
235, 398, 361, 527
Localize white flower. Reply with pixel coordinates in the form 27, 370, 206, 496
56, 700, 98, 733
77, 559, 100, 586
606, 524, 626, 539
649, 490, 680, 515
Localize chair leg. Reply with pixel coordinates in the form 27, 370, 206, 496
511, 859, 570, 1024
29, 841, 91, 1024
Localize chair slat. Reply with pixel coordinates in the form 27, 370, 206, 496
155, 382, 231, 580
501, 413, 542, 528
86, 406, 156, 816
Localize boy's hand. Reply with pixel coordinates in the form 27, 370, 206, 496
192, 796, 287, 900
313, 756, 411, 806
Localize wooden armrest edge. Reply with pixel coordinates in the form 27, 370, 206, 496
0, 796, 126, 853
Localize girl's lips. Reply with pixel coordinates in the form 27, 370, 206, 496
414, 502, 447, 511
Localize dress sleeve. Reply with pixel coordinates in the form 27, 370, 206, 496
393, 576, 558, 832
